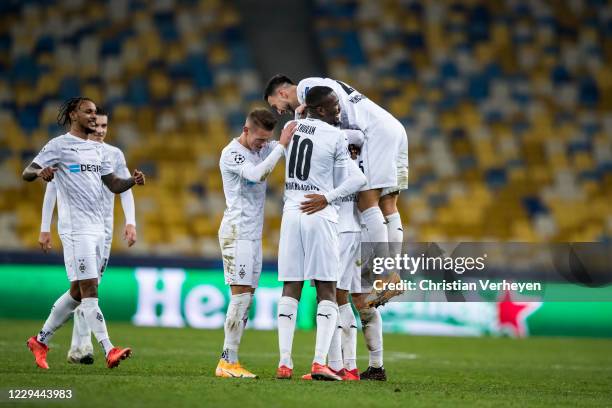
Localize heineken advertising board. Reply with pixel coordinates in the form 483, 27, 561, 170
1, 264, 611, 338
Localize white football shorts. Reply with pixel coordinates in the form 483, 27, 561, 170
382, 129, 409, 196
278, 210, 339, 282
360, 117, 407, 192
219, 237, 262, 288
60, 232, 105, 282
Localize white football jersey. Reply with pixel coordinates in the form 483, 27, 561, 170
282, 118, 350, 223
33, 133, 113, 234
100, 143, 131, 236
296, 77, 393, 131
219, 138, 279, 240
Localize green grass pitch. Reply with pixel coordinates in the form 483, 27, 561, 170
1, 319, 611, 407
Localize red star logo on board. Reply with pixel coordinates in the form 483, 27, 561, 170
497, 290, 541, 337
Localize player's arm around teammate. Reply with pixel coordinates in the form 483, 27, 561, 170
215, 109, 296, 378
264, 75, 408, 306
275, 87, 366, 381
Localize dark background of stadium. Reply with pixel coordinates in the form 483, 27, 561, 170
1, 3, 612, 406
0, 0, 610, 266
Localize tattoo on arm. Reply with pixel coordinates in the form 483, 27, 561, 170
102, 173, 135, 194
23, 162, 42, 182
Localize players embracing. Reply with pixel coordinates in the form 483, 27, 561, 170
265, 75, 409, 380
273, 86, 367, 381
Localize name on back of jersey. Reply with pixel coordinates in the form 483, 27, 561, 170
297, 123, 316, 135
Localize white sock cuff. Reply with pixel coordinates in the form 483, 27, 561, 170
279, 296, 299, 308
81, 297, 98, 307
61, 292, 81, 308
339, 303, 352, 314
361, 206, 384, 220
386, 212, 400, 223
318, 300, 339, 312
230, 292, 251, 305
227, 293, 250, 321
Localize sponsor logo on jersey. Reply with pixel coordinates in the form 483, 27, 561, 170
68, 164, 102, 173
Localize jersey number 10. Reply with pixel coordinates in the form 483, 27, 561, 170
288, 134, 313, 181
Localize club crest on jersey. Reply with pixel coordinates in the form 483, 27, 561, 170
68, 164, 102, 173
78, 259, 86, 273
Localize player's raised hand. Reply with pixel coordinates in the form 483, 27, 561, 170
124, 224, 137, 247
279, 121, 298, 147
133, 169, 145, 185
300, 193, 328, 215
37, 167, 57, 182
38, 232, 52, 253
295, 103, 307, 118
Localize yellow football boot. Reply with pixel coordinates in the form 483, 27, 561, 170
215, 359, 258, 378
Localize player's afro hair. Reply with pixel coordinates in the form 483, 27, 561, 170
304, 86, 335, 108
263, 74, 295, 100
56, 97, 95, 127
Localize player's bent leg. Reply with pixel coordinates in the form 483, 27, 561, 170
276, 281, 303, 379
379, 192, 403, 244
353, 295, 386, 381
27, 284, 81, 369
358, 189, 388, 249
358, 189, 386, 239
363, 194, 404, 307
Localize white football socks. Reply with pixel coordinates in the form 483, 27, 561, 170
313, 300, 339, 365
70, 306, 92, 351
243, 293, 253, 327
328, 324, 343, 372
222, 292, 251, 364
361, 207, 388, 243
37, 291, 80, 345
361, 207, 390, 279
277, 296, 298, 369
339, 303, 358, 371
385, 212, 404, 244
80, 297, 114, 356
359, 307, 383, 368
